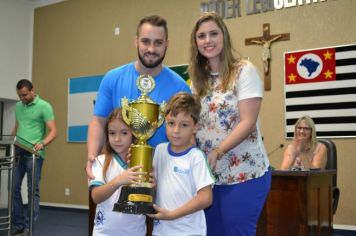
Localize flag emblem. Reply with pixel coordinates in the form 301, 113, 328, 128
297, 53, 323, 79
284, 44, 356, 138
286, 48, 336, 84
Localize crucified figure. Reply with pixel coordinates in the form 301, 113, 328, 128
251, 34, 282, 74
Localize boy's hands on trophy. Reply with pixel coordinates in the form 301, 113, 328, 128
147, 204, 175, 220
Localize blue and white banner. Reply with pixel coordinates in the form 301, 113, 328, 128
67, 75, 103, 142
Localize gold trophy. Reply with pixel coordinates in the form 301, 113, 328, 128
113, 75, 165, 214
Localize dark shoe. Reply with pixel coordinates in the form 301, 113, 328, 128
12, 228, 24, 236
22, 228, 30, 236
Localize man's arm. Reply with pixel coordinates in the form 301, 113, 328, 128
86, 115, 107, 179
33, 120, 57, 151
43, 120, 57, 146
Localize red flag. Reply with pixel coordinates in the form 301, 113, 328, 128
285, 48, 336, 84
284, 44, 356, 138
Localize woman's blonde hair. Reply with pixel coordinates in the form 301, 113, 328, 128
188, 12, 240, 97
294, 115, 317, 151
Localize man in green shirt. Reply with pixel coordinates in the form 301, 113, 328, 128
12, 79, 57, 235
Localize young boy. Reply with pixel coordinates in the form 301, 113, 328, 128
147, 92, 215, 236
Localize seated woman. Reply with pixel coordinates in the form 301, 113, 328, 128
280, 115, 327, 171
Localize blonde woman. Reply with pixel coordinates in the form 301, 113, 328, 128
280, 115, 327, 170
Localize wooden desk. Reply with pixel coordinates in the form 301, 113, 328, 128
257, 170, 335, 236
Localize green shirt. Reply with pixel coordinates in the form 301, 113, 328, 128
15, 95, 55, 158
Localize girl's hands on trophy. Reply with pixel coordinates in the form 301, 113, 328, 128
118, 165, 146, 185
147, 204, 175, 220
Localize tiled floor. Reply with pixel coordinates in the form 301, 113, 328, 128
2, 206, 356, 236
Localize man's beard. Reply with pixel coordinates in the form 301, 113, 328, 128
137, 49, 166, 69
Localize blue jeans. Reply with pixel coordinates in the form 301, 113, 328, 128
13, 148, 43, 230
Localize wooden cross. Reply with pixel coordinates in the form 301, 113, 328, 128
245, 23, 290, 91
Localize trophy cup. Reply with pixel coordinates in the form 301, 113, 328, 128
113, 75, 165, 214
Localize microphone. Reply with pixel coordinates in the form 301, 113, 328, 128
268, 144, 284, 156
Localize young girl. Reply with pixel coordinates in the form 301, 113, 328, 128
89, 108, 147, 236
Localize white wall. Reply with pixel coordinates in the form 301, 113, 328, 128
3, 101, 16, 135
0, 0, 33, 205
27, 0, 67, 8
0, 0, 34, 134
0, 0, 33, 101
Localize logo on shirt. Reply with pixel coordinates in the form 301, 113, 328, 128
173, 166, 190, 175
154, 219, 160, 226
95, 208, 106, 226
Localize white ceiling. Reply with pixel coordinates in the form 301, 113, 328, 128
23, 0, 66, 8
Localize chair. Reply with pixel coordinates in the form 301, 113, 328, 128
318, 139, 340, 215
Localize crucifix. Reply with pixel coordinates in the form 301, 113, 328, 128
245, 23, 290, 91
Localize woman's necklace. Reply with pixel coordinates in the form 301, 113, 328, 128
209, 72, 220, 88
209, 72, 220, 80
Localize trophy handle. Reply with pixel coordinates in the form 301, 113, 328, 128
157, 101, 166, 127
121, 98, 131, 125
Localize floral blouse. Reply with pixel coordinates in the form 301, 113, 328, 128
194, 61, 269, 185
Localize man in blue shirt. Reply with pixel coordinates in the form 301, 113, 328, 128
86, 15, 190, 178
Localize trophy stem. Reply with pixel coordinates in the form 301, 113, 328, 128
130, 144, 153, 183
113, 144, 155, 214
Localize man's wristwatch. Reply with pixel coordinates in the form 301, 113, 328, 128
39, 141, 45, 149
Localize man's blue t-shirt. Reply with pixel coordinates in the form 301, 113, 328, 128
94, 62, 191, 147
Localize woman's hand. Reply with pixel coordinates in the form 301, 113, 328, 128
292, 139, 312, 169
294, 138, 309, 155
207, 150, 219, 171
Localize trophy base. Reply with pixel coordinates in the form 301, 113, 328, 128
113, 185, 156, 215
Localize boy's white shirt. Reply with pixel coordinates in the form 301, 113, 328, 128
152, 143, 215, 236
